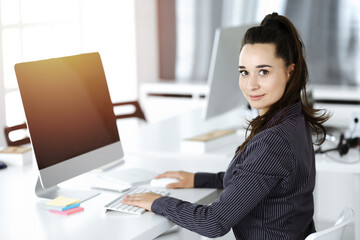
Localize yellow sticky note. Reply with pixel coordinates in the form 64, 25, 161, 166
46, 196, 80, 207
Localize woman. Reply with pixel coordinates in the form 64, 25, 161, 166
123, 13, 329, 239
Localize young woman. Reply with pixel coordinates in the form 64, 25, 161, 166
123, 13, 329, 239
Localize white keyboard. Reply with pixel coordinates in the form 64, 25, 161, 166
103, 187, 170, 215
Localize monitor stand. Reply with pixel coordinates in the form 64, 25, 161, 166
35, 177, 100, 202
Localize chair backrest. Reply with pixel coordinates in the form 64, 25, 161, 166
112, 100, 147, 122
3, 101, 146, 147
305, 207, 354, 240
4, 123, 30, 146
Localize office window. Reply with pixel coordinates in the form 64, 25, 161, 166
157, 0, 286, 83
0, 0, 137, 130
286, 0, 360, 86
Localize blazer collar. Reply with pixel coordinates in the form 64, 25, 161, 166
266, 101, 302, 128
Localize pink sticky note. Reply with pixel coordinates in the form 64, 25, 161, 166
49, 207, 84, 216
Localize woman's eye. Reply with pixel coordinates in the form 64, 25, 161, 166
259, 70, 269, 76
239, 70, 248, 76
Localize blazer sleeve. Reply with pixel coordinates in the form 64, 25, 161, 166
151, 131, 294, 238
194, 172, 225, 189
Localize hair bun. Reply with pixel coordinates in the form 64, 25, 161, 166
261, 12, 287, 32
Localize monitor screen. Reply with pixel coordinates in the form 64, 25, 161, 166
15, 53, 123, 199
203, 24, 255, 120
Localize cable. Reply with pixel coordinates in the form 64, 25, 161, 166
315, 134, 360, 163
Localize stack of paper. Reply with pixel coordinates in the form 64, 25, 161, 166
181, 129, 237, 154
46, 196, 83, 216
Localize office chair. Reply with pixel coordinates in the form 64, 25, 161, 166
113, 100, 147, 122
305, 207, 354, 240
3, 100, 147, 147
4, 123, 30, 146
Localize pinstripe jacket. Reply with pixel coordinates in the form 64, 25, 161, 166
152, 102, 316, 239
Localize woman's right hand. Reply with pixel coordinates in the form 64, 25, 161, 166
154, 171, 195, 189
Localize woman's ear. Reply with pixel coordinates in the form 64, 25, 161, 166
287, 64, 295, 81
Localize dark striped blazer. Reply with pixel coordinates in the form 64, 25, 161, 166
152, 102, 316, 239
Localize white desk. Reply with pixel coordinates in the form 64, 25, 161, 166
315, 152, 360, 239
118, 107, 247, 156
0, 153, 226, 240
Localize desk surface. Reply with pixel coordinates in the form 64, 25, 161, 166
118, 107, 248, 155
0, 153, 226, 240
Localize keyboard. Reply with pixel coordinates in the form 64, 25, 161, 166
103, 187, 170, 215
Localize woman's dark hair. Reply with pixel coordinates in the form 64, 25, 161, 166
237, 12, 330, 153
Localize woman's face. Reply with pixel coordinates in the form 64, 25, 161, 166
238, 43, 294, 115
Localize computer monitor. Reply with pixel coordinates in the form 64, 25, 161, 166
203, 24, 256, 120
15, 52, 124, 201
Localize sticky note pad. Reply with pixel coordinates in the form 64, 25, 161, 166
49, 207, 84, 216
46, 196, 80, 207
46, 202, 81, 211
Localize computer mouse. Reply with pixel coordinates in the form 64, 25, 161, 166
0, 161, 7, 170
150, 178, 179, 188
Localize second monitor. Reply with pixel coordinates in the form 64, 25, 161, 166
203, 24, 255, 120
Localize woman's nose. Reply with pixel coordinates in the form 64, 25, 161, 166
247, 75, 260, 91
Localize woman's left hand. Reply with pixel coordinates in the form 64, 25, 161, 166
122, 192, 163, 212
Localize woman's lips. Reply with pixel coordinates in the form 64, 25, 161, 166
249, 94, 265, 101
